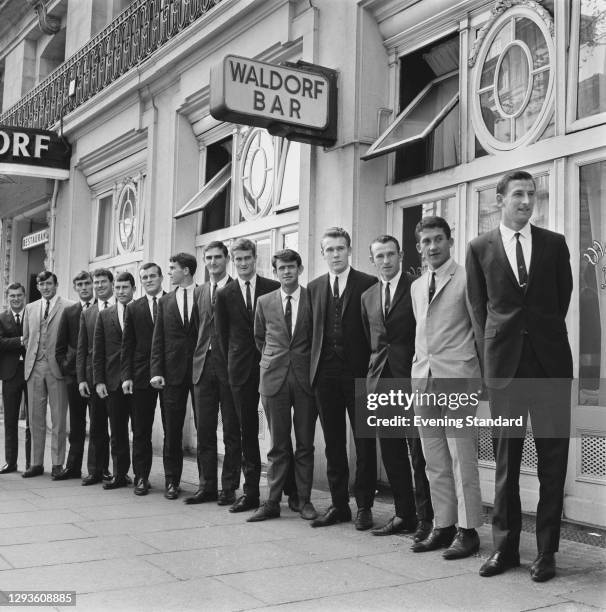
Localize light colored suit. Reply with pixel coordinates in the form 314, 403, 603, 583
23, 296, 73, 468
410, 259, 482, 529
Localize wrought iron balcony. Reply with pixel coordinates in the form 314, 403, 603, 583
0, 0, 223, 130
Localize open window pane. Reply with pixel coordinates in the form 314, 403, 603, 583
174, 163, 231, 220
96, 195, 112, 257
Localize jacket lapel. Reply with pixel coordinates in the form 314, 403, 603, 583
492, 229, 523, 293
291, 289, 307, 344
429, 260, 457, 305
46, 297, 61, 324
341, 270, 354, 316
526, 225, 543, 292
111, 306, 122, 336
387, 273, 409, 316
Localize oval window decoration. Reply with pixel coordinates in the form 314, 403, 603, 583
238, 128, 275, 221
117, 182, 138, 253
471, 3, 555, 153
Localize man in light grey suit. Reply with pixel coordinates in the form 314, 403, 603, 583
22, 271, 73, 478
409, 217, 483, 558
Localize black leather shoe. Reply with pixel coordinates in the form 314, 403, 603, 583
442, 528, 480, 559
530, 553, 556, 582
287, 493, 300, 513
412, 525, 457, 552
229, 495, 260, 513
372, 515, 416, 536
51, 465, 63, 478
0, 463, 17, 474
103, 476, 129, 490
134, 479, 150, 496
354, 508, 373, 531
184, 489, 218, 504
53, 467, 81, 481
22, 465, 44, 478
479, 550, 521, 577
247, 501, 280, 522
81, 474, 102, 486
414, 519, 432, 543
217, 490, 236, 506
164, 483, 180, 500
102, 470, 113, 482
310, 505, 352, 528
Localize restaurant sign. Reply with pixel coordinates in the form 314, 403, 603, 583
22, 228, 49, 251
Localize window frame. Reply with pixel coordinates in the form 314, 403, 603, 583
92, 191, 115, 261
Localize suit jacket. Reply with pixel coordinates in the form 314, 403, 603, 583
215, 275, 280, 387
76, 303, 100, 386
93, 305, 123, 392
56, 301, 93, 381
121, 293, 165, 389
149, 288, 198, 386
0, 310, 25, 381
254, 287, 313, 397
361, 273, 416, 394
466, 225, 573, 388
192, 278, 232, 384
23, 296, 72, 381
308, 268, 377, 385
410, 260, 481, 391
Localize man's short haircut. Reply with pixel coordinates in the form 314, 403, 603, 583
496, 170, 536, 196
6, 282, 25, 295
140, 262, 162, 277
169, 252, 198, 276
72, 270, 92, 284
414, 216, 452, 241
204, 241, 229, 258
92, 268, 114, 283
115, 271, 136, 287
369, 234, 401, 255
272, 249, 302, 270
231, 238, 256, 258
36, 270, 57, 284
320, 227, 351, 249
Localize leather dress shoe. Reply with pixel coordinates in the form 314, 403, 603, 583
229, 495, 260, 513
184, 490, 218, 505
81, 473, 102, 486
0, 463, 17, 474
103, 476, 129, 490
442, 528, 480, 559
299, 501, 318, 520
479, 550, 521, 577
412, 525, 457, 552
414, 519, 432, 543
102, 470, 113, 482
134, 479, 150, 496
217, 490, 236, 506
355, 508, 373, 531
247, 501, 280, 522
164, 483, 180, 500
52, 467, 81, 481
22, 465, 44, 478
310, 505, 352, 528
372, 515, 416, 536
51, 465, 63, 478
287, 493, 300, 513
530, 553, 556, 582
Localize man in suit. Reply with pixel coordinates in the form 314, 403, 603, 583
122, 262, 165, 496
361, 236, 433, 537
54, 271, 95, 480
187, 241, 241, 506
22, 271, 73, 478
467, 170, 573, 582
308, 228, 378, 530
215, 238, 297, 514
77, 268, 114, 485
248, 249, 317, 522
0, 282, 31, 473
150, 252, 198, 500
409, 216, 483, 559
94, 272, 135, 489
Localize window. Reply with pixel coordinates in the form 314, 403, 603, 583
117, 183, 138, 253
95, 195, 113, 257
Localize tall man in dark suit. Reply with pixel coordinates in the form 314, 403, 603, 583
0, 283, 31, 473
94, 272, 135, 489
467, 170, 573, 582
248, 249, 317, 522
308, 228, 378, 530
54, 271, 95, 480
361, 235, 433, 538
187, 241, 241, 506
150, 252, 198, 501
121, 262, 165, 496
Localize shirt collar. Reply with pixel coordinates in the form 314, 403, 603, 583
429, 257, 453, 280
80, 300, 91, 308
382, 269, 402, 289
280, 286, 301, 302
146, 291, 161, 303
43, 294, 59, 309
328, 266, 351, 287
238, 274, 257, 290
11, 310, 23, 318
500, 221, 532, 242
212, 275, 229, 289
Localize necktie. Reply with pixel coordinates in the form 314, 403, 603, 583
152, 296, 157, 322
245, 281, 252, 317
428, 272, 436, 303
183, 287, 189, 326
15, 313, 21, 334
515, 232, 528, 287
43, 299, 50, 320
212, 283, 218, 308
384, 282, 391, 318
84, 301, 90, 310
103, 300, 109, 309
333, 276, 339, 299
285, 295, 292, 339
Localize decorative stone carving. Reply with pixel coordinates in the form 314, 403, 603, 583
26, 0, 61, 35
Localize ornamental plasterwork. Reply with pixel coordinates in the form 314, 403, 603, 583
26, 0, 61, 35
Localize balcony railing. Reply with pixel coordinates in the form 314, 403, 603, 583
0, 0, 223, 130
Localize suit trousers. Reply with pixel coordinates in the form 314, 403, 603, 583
193, 349, 241, 493
163, 382, 194, 486
315, 359, 377, 510
65, 380, 90, 474
107, 389, 132, 478
88, 394, 110, 477
27, 358, 68, 467
131, 387, 160, 481
489, 338, 571, 554
2, 361, 31, 468
262, 366, 317, 503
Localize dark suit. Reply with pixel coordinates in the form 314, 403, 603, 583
94, 305, 132, 479
192, 279, 240, 494
308, 269, 377, 510
0, 310, 30, 468
121, 293, 165, 482
254, 287, 317, 502
361, 273, 433, 522
466, 225, 573, 554
150, 288, 198, 487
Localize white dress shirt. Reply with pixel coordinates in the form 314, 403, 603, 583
118, 301, 133, 331
98, 296, 115, 310
328, 266, 351, 298
146, 292, 162, 322
238, 275, 257, 308
281, 286, 301, 336
12, 310, 24, 360
427, 257, 453, 297
381, 269, 402, 313
500, 222, 532, 284
40, 294, 59, 318
176, 283, 196, 324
